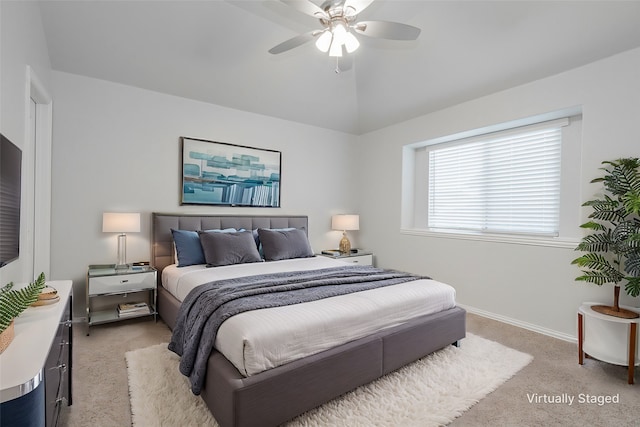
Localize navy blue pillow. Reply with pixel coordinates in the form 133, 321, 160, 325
171, 229, 205, 267
171, 228, 236, 267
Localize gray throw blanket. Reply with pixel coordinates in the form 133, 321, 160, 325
168, 265, 424, 395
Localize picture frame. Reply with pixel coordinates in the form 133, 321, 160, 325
180, 137, 281, 207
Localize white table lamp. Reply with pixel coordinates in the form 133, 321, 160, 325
331, 214, 359, 254
102, 212, 140, 269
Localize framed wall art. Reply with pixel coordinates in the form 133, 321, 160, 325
180, 137, 281, 207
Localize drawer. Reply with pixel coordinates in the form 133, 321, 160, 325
45, 363, 67, 427
341, 255, 373, 265
89, 272, 155, 295
45, 333, 69, 427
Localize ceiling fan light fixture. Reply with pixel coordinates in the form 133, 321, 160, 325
269, 0, 421, 61
328, 37, 343, 57
344, 31, 360, 53
315, 30, 333, 53
332, 23, 347, 46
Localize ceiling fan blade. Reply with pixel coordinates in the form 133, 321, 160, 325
268, 31, 317, 54
354, 20, 421, 40
280, 0, 328, 19
344, 0, 375, 15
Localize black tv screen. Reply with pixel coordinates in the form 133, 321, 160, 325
0, 133, 21, 267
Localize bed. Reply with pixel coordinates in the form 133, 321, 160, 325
152, 213, 466, 427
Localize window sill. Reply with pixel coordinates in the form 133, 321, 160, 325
400, 228, 579, 249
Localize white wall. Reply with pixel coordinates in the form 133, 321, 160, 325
0, 1, 52, 286
50, 72, 358, 317
357, 47, 640, 340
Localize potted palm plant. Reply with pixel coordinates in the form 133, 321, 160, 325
0, 273, 46, 353
572, 158, 640, 318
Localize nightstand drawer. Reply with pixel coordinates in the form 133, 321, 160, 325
88, 272, 155, 295
340, 254, 373, 265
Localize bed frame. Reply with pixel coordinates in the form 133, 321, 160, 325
152, 213, 466, 427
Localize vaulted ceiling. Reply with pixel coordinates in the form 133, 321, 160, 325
38, 0, 640, 135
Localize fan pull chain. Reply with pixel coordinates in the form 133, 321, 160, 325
335, 57, 341, 74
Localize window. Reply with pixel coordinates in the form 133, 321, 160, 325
402, 112, 582, 247
427, 119, 565, 236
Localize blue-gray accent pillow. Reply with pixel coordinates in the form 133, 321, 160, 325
257, 228, 314, 261
171, 228, 235, 267
245, 227, 295, 258
198, 230, 262, 267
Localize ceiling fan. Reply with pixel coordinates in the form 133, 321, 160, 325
268, 0, 421, 57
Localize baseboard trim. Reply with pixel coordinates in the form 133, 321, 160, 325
459, 303, 576, 344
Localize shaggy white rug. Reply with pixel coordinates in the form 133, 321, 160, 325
126, 334, 532, 427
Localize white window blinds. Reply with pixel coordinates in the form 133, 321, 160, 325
427, 119, 567, 236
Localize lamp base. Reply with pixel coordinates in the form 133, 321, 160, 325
116, 233, 128, 269
339, 232, 351, 254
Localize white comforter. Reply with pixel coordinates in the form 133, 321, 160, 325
162, 257, 456, 376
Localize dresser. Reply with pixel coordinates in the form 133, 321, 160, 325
0, 280, 73, 427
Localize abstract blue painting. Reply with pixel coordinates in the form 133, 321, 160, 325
181, 137, 281, 207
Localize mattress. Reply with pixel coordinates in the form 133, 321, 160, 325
162, 257, 456, 376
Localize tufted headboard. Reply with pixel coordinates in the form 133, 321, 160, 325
151, 213, 309, 276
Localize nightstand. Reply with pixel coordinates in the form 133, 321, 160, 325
320, 250, 374, 266
86, 265, 157, 335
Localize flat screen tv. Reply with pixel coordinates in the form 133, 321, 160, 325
0, 133, 21, 267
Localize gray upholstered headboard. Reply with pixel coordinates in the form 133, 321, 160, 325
151, 213, 309, 276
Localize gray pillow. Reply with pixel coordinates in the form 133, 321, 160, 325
198, 230, 262, 267
257, 228, 314, 261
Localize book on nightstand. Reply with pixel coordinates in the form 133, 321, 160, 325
117, 302, 150, 317
321, 249, 361, 257
321, 250, 342, 256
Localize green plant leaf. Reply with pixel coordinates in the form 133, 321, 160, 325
575, 232, 614, 253
582, 195, 617, 208
589, 207, 626, 223
625, 252, 640, 276
572, 253, 624, 286
623, 190, 640, 215
0, 273, 46, 333
572, 252, 617, 271
625, 277, 640, 297
602, 159, 640, 196
575, 272, 620, 286
579, 221, 607, 231
612, 221, 640, 255
626, 233, 640, 249
584, 195, 626, 223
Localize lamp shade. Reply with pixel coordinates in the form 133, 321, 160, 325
102, 212, 141, 233
332, 214, 359, 231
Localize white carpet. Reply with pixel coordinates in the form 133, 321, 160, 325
125, 334, 532, 427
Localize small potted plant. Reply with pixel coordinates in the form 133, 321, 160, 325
0, 273, 46, 353
572, 158, 640, 318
